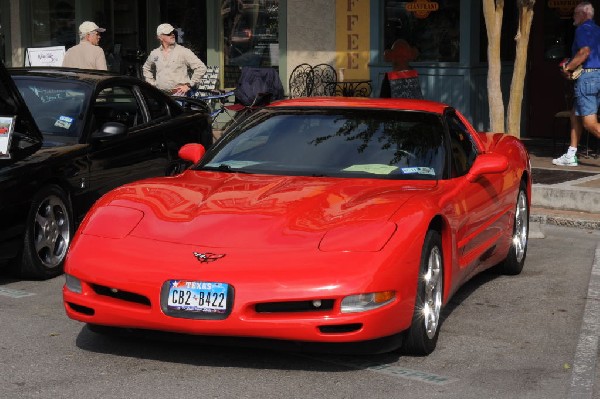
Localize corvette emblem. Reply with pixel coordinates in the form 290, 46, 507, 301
193, 252, 226, 263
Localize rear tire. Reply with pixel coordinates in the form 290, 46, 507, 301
497, 182, 529, 275
402, 230, 444, 356
19, 185, 73, 279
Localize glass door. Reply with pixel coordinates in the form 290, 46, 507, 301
222, 0, 279, 87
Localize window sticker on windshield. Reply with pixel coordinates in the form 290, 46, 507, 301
54, 116, 73, 130
0, 115, 16, 159
401, 167, 436, 175
343, 164, 398, 175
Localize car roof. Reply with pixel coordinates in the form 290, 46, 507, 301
269, 97, 450, 114
8, 67, 143, 87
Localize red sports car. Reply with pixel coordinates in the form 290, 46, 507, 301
63, 97, 531, 355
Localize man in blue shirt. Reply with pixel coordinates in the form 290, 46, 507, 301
554, 2, 600, 166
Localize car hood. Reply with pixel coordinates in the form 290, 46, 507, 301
105, 171, 437, 249
0, 61, 43, 166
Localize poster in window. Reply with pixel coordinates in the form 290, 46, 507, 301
0, 116, 16, 159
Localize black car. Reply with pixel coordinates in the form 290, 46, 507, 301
0, 64, 212, 279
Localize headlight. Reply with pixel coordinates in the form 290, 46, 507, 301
341, 291, 395, 313
81, 205, 144, 238
319, 221, 397, 252
65, 274, 82, 294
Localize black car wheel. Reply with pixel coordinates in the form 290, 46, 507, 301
20, 185, 73, 279
402, 229, 444, 356
497, 181, 529, 275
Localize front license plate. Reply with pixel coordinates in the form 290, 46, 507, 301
167, 280, 228, 313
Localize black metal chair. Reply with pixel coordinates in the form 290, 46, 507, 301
289, 63, 314, 98
311, 63, 337, 96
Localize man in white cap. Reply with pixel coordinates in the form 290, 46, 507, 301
62, 21, 107, 70
143, 23, 207, 96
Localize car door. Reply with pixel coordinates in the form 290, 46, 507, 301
444, 110, 511, 270
0, 60, 43, 259
86, 82, 172, 200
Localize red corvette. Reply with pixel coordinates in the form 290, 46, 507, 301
63, 98, 531, 355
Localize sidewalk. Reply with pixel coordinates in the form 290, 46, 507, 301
524, 138, 600, 229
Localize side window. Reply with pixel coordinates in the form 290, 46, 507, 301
447, 112, 477, 177
94, 86, 142, 131
140, 87, 169, 121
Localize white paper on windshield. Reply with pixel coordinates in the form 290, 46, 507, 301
343, 164, 398, 175
0, 116, 16, 159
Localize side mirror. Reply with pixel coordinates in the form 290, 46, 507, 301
466, 153, 508, 182
93, 122, 127, 141
178, 143, 206, 164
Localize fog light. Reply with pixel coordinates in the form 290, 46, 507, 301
65, 274, 82, 294
341, 291, 395, 313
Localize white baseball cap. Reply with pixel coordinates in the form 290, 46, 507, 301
79, 21, 106, 35
156, 23, 175, 36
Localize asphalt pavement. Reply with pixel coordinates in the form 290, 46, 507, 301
522, 137, 600, 399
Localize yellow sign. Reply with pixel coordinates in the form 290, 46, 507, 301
406, 0, 439, 19
335, 0, 370, 80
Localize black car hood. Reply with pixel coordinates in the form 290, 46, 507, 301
0, 61, 43, 165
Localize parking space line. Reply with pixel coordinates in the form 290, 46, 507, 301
0, 287, 35, 298
568, 243, 600, 399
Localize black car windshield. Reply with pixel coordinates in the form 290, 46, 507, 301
12, 77, 90, 145
198, 108, 447, 180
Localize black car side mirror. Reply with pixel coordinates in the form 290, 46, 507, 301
92, 122, 127, 142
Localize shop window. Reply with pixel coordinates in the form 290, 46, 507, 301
30, 0, 76, 48
478, 0, 517, 62
222, 0, 279, 87
160, 0, 208, 63
383, 0, 460, 63
543, 3, 577, 61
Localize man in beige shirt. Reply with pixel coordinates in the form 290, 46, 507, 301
143, 23, 207, 96
62, 21, 108, 70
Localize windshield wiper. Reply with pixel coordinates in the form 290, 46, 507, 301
202, 164, 249, 173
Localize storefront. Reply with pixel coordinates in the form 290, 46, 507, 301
0, 0, 592, 138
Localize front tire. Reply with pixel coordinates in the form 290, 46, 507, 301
19, 185, 73, 279
403, 230, 444, 355
497, 182, 529, 275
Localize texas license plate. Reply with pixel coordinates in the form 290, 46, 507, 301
166, 280, 228, 313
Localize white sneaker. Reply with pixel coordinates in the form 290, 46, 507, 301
552, 153, 578, 166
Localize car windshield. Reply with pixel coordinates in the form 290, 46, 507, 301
12, 77, 90, 146
198, 108, 447, 180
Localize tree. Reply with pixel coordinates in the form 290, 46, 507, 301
482, 0, 536, 137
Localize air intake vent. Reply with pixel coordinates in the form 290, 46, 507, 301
91, 284, 151, 306
318, 324, 362, 334
67, 302, 95, 316
255, 299, 334, 313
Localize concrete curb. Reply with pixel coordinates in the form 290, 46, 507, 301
533, 185, 600, 214
531, 213, 600, 230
